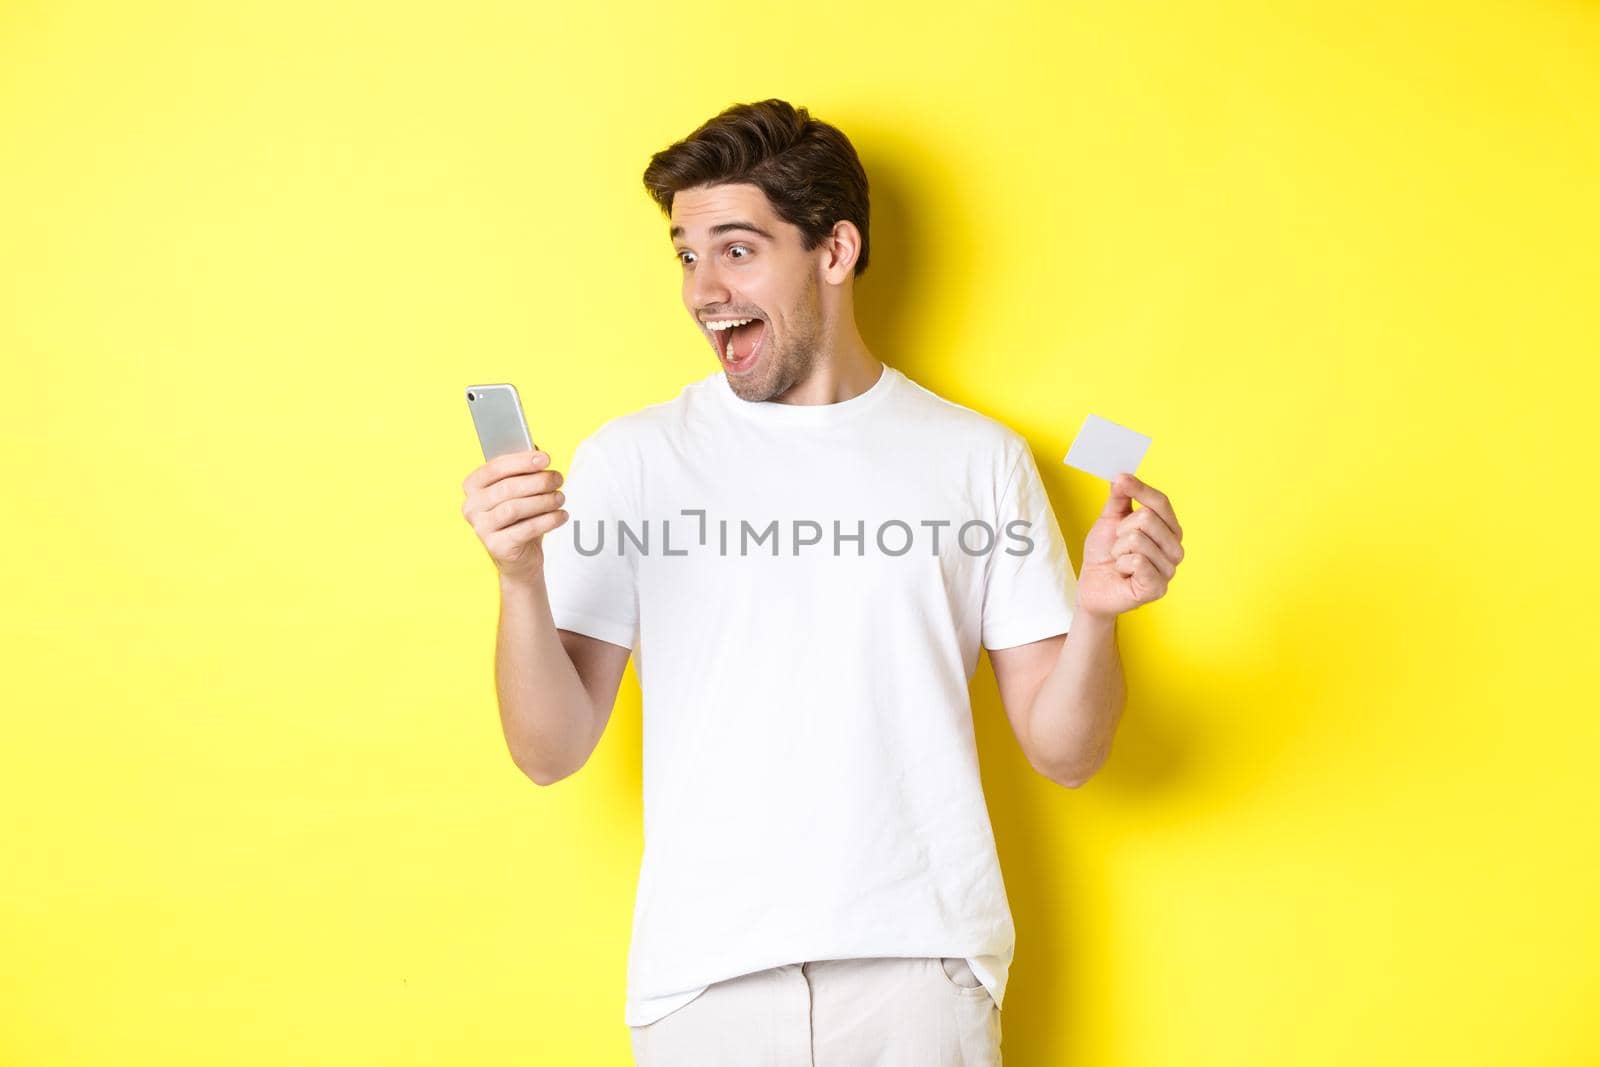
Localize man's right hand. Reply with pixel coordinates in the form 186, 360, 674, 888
461, 449, 568, 584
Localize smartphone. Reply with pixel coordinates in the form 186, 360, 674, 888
465, 383, 538, 461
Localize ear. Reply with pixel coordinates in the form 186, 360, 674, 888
820, 219, 862, 283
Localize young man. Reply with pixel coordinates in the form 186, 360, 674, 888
461, 99, 1185, 1066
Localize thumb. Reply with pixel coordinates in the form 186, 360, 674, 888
1101, 472, 1136, 520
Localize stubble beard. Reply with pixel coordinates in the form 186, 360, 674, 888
729, 271, 824, 404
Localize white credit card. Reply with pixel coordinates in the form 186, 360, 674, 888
1063, 413, 1151, 481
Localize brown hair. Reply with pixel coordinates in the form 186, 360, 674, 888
642, 98, 872, 276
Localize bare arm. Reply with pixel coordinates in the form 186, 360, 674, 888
989, 613, 1126, 788
461, 446, 631, 786
989, 470, 1184, 787
494, 573, 630, 786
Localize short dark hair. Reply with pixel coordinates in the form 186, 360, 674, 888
642, 98, 872, 276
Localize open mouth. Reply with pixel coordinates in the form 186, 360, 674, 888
704, 315, 767, 375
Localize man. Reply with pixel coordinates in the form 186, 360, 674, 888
460, 98, 1185, 1066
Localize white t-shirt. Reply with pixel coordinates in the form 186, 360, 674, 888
540, 363, 1078, 1027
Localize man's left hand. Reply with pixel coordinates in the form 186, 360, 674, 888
1076, 473, 1184, 620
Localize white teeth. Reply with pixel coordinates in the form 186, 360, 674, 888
725, 333, 735, 360
705, 317, 755, 331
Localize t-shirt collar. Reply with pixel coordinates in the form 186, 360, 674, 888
712, 362, 900, 426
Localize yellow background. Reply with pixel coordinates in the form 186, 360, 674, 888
3, 1, 1596, 1063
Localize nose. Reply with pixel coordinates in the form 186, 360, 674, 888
687, 258, 732, 316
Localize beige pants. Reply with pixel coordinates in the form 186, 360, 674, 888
629, 956, 1003, 1066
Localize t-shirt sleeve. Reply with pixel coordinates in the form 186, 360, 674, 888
981, 442, 1078, 650
540, 435, 639, 651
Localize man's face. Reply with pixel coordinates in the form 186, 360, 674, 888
670, 182, 824, 402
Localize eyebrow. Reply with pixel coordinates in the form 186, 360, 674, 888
669, 220, 776, 242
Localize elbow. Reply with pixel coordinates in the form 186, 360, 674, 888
526, 766, 565, 787
1044, 767, 1092, 789
509, 747, 577, 787
526, 755, 584, 787
1034, 752, 1104, 790
525, 764, 576, 787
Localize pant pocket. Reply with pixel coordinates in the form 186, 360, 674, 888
937, 956, 989, 994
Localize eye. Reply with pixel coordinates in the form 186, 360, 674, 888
677, 250, 695, 266
728, 244, 752, 260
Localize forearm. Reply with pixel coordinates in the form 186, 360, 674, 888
1026, 610, 1127, 786
494, 571, 600, 784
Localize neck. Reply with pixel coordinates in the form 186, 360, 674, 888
773, 311, 883, 406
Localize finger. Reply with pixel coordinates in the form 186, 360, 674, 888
1111, 533, 1176, 579
1116, 509, 1183, 566
1111, 473, 1182, 540
1100, 473, 1136, 520
461, 470, 561, 522
480, 469, 564, 511
491, 507, 569, 558
463, 449, 549, 492
483, 489, 566, 533
1116, 552, 1167, 593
